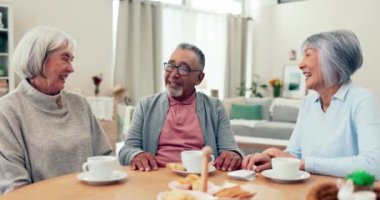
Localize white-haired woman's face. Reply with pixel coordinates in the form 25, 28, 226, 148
299, 48, 324, 91
32, 47, 74, 95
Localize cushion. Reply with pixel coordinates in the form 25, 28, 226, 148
230, 104, 263, 120
246, 97, 272, 120
222, 97, 246, 115
271, 105, 299, 123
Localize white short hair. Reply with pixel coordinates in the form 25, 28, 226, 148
12, 26, 76, 78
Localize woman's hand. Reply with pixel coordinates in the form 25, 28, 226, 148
263, 148, 305, 170
242, 148, 300, 172
241, 152, 271, 172
263, 148, 293, 158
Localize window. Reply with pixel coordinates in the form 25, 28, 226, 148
149, 0, 182, 5
278, 0, 306, 3
191, 0, 242, 15
148, 0, 243, 15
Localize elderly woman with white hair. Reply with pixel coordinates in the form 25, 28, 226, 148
242, 30, 380, 179
0, 26, 112, 195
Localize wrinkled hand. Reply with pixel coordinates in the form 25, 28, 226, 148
263, 148, 293, 158
241, 152, 271, 172
131, 152, 162, 172
263, 148, 304, 170
214, 151, 242, 171
242, 148, 298, 172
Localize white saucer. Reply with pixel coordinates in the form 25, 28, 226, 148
77, 170, 127, 185
261, 169, 310, 183
172, 165, 216, 176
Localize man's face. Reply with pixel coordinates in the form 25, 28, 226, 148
164, 49, 204, 101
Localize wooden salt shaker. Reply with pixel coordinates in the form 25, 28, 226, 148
201, 146, 212, 193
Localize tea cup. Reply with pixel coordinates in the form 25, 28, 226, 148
181, 150, 214, 173
271, 157, 300, 179
82, 156, 117, 180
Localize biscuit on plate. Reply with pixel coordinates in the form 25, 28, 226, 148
168, 163, 186, 171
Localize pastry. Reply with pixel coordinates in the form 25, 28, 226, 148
168, 163, 186, 171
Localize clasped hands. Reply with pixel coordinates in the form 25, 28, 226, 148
130, 150, 242, 172
241, 148, 304, 172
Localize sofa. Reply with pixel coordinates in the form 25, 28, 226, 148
222, 97, 302, 154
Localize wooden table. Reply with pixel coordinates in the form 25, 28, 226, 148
1, 167, 377, 200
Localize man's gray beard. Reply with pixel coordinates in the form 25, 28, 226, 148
166, 85, 183, 97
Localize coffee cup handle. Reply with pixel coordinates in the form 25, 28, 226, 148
82, 162, 89, 172
209, 155, 215, 163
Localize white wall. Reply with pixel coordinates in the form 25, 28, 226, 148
12, 0, 113, 96
252, 0, 380, 97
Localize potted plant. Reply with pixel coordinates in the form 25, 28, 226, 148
269, 78, 283, 97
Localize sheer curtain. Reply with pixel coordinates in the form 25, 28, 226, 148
161, 6, 228, 99
115, 0, 162, 104
115, 1, 250, 102
225, 15, 251, 98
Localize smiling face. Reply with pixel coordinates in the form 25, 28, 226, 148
299, 48, 325, 91
30, 46, 74, 95
165, 49, 204, 101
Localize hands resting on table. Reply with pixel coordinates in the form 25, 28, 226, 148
241, 148, 305, 172
130, 150, 242, 172
130, 148, 306, 172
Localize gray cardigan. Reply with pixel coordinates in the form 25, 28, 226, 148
118, 92, 243, 165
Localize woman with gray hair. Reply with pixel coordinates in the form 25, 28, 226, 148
242, 30, 380, 179
0, 26, 111, 195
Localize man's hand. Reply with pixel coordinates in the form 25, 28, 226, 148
130, 152, 160, 172
214, 151, 242, 171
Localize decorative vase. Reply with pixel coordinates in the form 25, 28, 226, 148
95, 85, 100, 96
273, 86, 281, 97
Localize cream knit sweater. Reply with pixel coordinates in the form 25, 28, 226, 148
0, 79, 112, 195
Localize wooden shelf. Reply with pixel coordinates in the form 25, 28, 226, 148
0, 3, 13, 93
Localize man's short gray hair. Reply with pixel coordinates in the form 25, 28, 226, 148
12, 26, 76, 78
302, 30, 363, 87
176, 43, 205, 71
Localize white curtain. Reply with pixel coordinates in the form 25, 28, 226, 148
161, 6, 228, 99
115, 0, 162, 104
225, 15, 251, 98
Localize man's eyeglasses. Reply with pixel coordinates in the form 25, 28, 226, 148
163, 63, 202, 76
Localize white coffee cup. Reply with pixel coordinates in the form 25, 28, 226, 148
271, 157, 300, 179
181, 150, 215, 173
82, 156, 117, 180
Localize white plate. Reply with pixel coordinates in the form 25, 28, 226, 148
261, 169, 310, 183
168, 180, 217, 191
77, 170, 127, 185
172, 165, 216, 176
157, 190, 211, 200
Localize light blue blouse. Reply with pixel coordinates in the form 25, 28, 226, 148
286, 83, 380, 179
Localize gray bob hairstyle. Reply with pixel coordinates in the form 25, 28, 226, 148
12, 26, 76, 78
175, 43, 205, 71
302, 30, 363, 87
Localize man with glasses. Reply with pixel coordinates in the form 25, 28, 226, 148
119, 43, 243, 172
